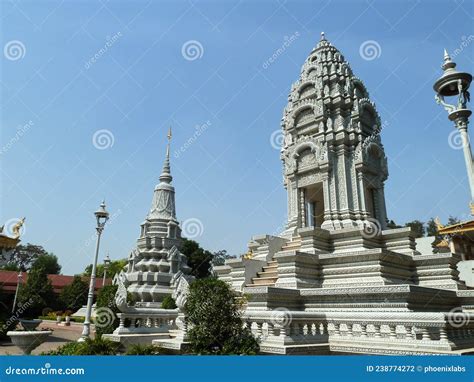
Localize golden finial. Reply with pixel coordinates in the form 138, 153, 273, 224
470, 202, 474, 216
434, 217, 444, 231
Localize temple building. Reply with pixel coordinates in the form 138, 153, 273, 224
107, 34, 474, 355
214, 33, 474, 355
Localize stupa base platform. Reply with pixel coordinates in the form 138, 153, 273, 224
152, 337, 190, 353
103, 332, 171, 349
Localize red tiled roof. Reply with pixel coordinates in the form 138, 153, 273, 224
0, 270, 112, 294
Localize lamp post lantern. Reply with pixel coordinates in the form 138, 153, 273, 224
102, 253, 111, 287
79, 201, 109, 342
12, 271, 23, 313
434, 49, 474, 206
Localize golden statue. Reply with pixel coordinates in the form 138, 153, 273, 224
11, 217, 25, 238
434, 217, 444, 231
243, 249, 253, 260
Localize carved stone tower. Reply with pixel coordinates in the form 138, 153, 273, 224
281, 33, 388, 234
123, 128, 191, 305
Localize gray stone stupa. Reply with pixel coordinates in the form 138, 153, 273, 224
123, 127, 191, 306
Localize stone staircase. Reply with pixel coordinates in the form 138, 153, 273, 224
247, 260, 279, 287
280, 237, 302, 252
246, 237, 302, 287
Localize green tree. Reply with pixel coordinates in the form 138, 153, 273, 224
0, 263, 20, 271
405, 220, 425, 238
83, 258, 127, 279
386, 220, 401, 229
181, 239, 213, 279
17, 265, 55, 318
1, 243, 49, 271
212, 249, 234, 266
95, 285, 120, 337
426, 218, 439, 237
447, 216, 461, 226
59, 275, 88, 312
185, 278, 259, 355
31, 253, 61, 274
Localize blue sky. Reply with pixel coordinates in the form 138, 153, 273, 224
1, 0, 473, 274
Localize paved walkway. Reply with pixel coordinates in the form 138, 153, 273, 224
0, 320, 95, 355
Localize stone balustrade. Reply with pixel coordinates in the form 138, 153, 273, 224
114, 309, 178, 335
242, 310, 474, 354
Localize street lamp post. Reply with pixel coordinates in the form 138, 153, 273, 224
434, 49, 473, 206
102, 254, 111, 287
12, 271, 22, 313
79, 201, 109, 342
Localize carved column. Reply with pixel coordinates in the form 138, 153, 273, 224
357, 172, 367, 219
322, 174, 331, 222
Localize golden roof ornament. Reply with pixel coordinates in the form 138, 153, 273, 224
12, 217, 25, 239
434, 217, 444, 231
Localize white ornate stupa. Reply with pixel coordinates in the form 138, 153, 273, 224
104, 129, 192, 346
215, 33, 474, 355
122, 128, 191, 305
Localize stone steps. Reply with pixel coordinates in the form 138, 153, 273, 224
281, 238, 302, 251
247, 261, 279, 287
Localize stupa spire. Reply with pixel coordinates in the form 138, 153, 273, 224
159, 127, 173, 184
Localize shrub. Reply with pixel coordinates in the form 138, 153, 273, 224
95, 285, 119, 337
161, 295, 177, 309
185, 278, 259, 355
42, 341, 82, 355
125, 344, 160, 355
42, 307, 53, 317
42, 337, 119, 355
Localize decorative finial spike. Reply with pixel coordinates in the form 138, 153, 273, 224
441, 48, 456, 71
321, 31, 326, 41
167, 126, 172, 141
443, 49, 451, 62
